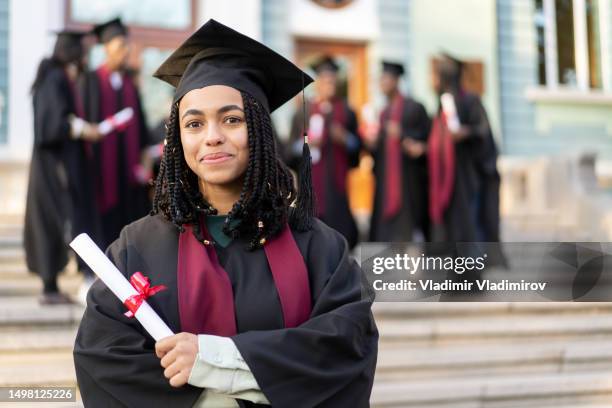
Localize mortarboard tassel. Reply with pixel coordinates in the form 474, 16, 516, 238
295, 74, 315, 230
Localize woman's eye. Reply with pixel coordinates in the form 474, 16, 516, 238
224, 116, 243, 125
185, 121, 202, 129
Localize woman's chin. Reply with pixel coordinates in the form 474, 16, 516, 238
198, 173, 241, 188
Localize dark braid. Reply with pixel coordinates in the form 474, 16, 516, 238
151, 91, 311, 250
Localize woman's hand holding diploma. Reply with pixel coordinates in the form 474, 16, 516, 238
156, 333, 199, 387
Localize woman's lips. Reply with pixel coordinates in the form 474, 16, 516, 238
200, 152, 233, 164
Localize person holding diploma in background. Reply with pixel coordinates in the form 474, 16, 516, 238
366, 61, 431, 243
428, 52, 499, 243
79, 17, 150, 264
74, 19, 378, 408
24, 30, 102, 305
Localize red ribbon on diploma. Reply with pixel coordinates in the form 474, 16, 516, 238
123, 272, 167, 318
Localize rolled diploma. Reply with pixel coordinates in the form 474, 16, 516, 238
69, 233, 174, 341
98, 107, 135, 136
440, 93, 461, 133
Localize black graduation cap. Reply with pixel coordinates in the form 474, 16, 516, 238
92, 17, 128, 44
439, 51, 465, 72
310, 55, 340, 74
51, 29, 87, 63
153, 19, 313, 113
382, 60, 405, 77
53, 29, 87, 42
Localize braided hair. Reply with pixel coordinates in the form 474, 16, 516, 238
151, 90, 312, 249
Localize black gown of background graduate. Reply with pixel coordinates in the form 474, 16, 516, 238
473, 105, 502, 243
80, 67, 150, 250
368, 95, 430, 242
288, 100, 361, 248
74, 214, 378, 408
24, 61, 98, 293
432, 91, 490, 243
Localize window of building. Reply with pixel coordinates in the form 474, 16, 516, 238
534, 0, 608, 91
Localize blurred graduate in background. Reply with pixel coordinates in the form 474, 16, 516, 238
24, 30, 102, 304
428, 52, 501, 244
366, 61, 431, 242
79, 17, 151, 254
288, 56, 361, 248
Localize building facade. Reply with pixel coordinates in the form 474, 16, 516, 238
1, 0, 611, 218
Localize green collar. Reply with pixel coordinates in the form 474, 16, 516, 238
205, 215, 240, 248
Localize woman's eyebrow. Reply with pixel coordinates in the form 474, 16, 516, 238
181, 109, 204, 120
218, 105, 244, 114
181, 105, 244, 120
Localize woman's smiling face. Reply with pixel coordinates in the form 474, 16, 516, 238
178, 85, 249, 190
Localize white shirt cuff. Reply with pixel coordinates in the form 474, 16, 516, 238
196, 334, 249, 371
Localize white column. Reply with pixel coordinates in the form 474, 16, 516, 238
573, 0, 590, 90
543, 0, 559, 88
3, 0, 63, 161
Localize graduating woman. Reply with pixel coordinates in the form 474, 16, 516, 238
74, 20, 378, 407
24, 30, 101, 304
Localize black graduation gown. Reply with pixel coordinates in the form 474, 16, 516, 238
80, 70, 150, 250
473, 110, 501, 242
434, 92, 489, 243
24, 66, 98, 289
73, 214, 378, 407
368, 96, 431, 242
287, 102, 361, 248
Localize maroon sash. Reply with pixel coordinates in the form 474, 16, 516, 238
382, 94, 404, 220
310, 99, 349, 217
95, 65, 141, 213
177, 218, 312, 335
428, 114, 455, 225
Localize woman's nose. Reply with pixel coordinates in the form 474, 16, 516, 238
203, 123, 224, 146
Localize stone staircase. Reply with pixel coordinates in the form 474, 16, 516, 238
0, 216, 84, 406
372, 302, 612, 407
3, 217, 612, 407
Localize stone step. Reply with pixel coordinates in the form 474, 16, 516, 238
0, 234, 21, 248
0, 351, 76, 388
0, 247, 24, 264
376, 339, 612, 381
0, 256, 78, 278
371, 371, 612, 407
0, 296, 85, 327
0, 225, 23, 239
0, 403, 82, 408
376, 312, 612, 346
0, 273, 82, 297
0, 261, 29, 277
0, 326, 78, 353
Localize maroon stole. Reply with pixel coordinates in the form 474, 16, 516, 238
177, 218, 312, 336
427, 113, 455, 225
381, 94, 404, 220
95, 65, 141, 213
310, 99, 349, 217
